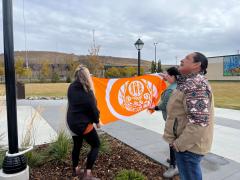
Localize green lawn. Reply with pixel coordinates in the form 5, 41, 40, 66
210, 81, 240, 110
0, 83, 69, 97
0, 82, 240, 110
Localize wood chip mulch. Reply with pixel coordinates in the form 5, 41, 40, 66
30, 133, 179, 180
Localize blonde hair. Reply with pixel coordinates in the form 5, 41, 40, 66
74, 65, 95, 93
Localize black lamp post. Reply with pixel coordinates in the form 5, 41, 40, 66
134, 38, 144, 76
1, 0, 27, 174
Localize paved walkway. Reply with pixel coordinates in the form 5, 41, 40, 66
103, 121, 240, 180
1, 100, 240, 179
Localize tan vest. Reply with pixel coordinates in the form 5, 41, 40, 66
163, 89, 214, 155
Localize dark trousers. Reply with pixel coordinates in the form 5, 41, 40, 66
72, 128, 100, 170
169, 145, 176, 167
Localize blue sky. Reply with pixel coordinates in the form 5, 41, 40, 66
0, 0, 240, 64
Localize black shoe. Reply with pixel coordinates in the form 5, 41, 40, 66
166, 158, 171, 164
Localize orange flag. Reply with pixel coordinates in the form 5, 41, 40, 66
92, 74, 167, 125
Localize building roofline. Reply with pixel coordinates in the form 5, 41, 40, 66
208, 54, 240, 59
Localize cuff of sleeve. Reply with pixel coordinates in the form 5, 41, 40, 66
154, 106, 159, 110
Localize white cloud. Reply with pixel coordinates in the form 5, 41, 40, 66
0, 0, 239, 64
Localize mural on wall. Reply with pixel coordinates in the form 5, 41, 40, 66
223, 55, 240, 76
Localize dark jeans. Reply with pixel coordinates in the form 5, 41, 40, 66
175, 151, 203, 180
72, 128, 100, 170
169, 145, 176, 167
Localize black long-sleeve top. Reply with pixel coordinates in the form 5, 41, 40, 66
67, 80, 99, 135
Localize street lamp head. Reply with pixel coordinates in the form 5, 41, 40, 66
134, 38, 144, 50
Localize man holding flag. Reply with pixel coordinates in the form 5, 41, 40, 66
163, 52, 214, 180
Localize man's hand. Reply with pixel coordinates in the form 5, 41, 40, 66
170, 142, 178, 152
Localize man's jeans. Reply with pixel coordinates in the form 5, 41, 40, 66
175, 151, 203, 180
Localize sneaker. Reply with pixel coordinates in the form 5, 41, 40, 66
163, 166, 179, 178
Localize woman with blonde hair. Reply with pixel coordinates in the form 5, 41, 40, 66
67, 65, 101, 180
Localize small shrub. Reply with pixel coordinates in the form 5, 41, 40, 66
39, 77, 46, 83
115, 169, 147, 180
80, 134, 111, 156
66, 76, 71, 83
25, 151, 46, 167
99, 136, 111, 154
0, 151, 5, 169
0, 133, 5, 169
51, 72, 60, 83
0, 133, 5, 149
48, 131, 71, 162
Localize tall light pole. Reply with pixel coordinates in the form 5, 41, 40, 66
154, 42, 158, 72
1, 0, 29, 178
134, 39, 144, 76
175, 56, 178, 66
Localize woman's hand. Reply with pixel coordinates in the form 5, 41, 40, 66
148, 107, 155, 110
158, 73, 167, 80
158, 72, 165, 77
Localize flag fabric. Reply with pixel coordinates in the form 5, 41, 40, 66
92, 74, 167, 124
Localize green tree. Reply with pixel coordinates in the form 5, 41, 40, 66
119, 68, 128, 77
151, 60, 156, 73
157, 59, 163, 73
86, 30, 104, 77
51, 72, 60, 83
0, 62, 4, 83
15, 58, 33, 81
64, 54, 78, 82
126, 67, 137, 76
0, 62, 4, 75
104, 67, 121, 78
15, 58, 26, 78
125, 67, 144, 76
23, 67, 32, 82
40, 60, 50, 81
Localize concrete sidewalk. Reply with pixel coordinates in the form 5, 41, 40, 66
102, 120, 240, 180
115, 108, 240, 164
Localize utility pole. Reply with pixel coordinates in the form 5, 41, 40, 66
22, 0, 28, 68
175, 56, 178, 66
154, 42, 158, 72
92, 29, 96, 50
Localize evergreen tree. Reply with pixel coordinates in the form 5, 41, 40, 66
157, 59, 163, 73
151, 60, 156, 73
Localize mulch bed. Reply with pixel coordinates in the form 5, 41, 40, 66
30, 133, 179, 180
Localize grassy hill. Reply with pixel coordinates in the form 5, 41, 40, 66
0, 51, 151, 68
